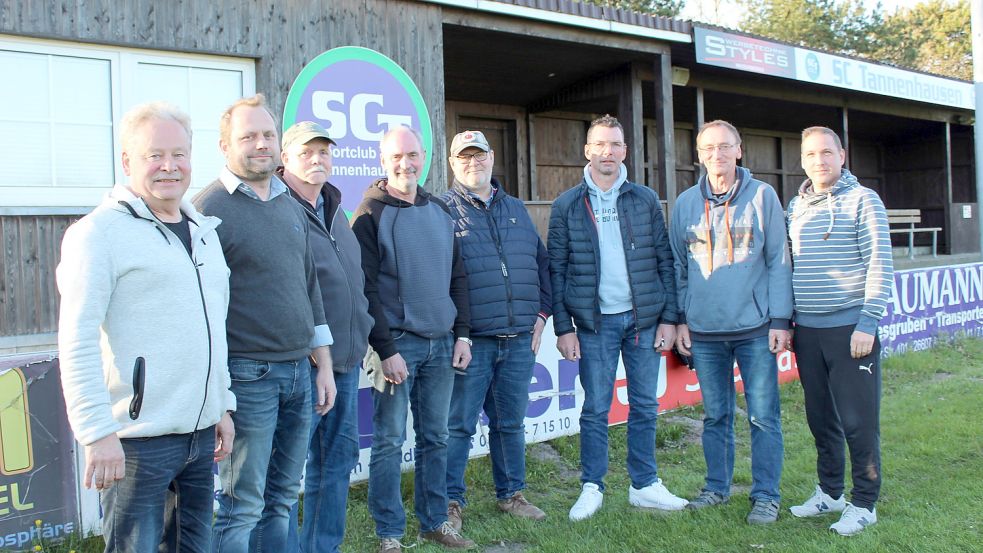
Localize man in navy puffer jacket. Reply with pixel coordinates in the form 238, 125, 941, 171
442, 130, 553, 531
548, 115, 686, 521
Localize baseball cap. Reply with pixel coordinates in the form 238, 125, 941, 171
450, 130, 491, 156
282, 121, 337, 150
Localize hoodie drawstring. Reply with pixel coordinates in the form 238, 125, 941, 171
703, 199, 734, 274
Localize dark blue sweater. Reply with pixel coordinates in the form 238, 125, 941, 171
441, 181, 551, 336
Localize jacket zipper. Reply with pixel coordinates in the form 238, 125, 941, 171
619, 196, 642, 341
483, 197, 515, 331
321, 200, 358, 369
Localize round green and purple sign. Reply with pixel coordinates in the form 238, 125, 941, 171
283, 46, 433, 212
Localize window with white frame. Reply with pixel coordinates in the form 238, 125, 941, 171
0, 36, 255, 208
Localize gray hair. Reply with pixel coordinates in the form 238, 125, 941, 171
696, 119, 741, 146
120, 101, 192, 152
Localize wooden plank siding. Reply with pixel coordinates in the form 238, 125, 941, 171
0, 215, 79, 338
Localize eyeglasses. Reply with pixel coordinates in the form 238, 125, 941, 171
454, 151, 489, 163
698, 143, 738, 154
587, 141, 627, 153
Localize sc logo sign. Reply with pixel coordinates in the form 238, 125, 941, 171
311, 91, 411, 141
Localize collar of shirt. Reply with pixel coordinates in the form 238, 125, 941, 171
466, 185, 496, 208
220, 166, 288, 201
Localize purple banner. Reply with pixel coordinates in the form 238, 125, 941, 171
879, 262, 983, 355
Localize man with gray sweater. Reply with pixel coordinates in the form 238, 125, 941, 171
193, 95, 336, 553
670, 119, 792, 525
786, 126, 893, 536
351, 125, 474, 552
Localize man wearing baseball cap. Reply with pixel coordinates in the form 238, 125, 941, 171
441, 130, 553, 531
278, 121, 374, 553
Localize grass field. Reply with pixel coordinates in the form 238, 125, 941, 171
27, 337, 983, 553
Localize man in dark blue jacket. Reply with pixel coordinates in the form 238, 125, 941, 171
441, 130, 552, 532
548, 115, 686, 521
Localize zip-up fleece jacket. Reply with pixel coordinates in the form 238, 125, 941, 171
57, 185, 235, 446
351, 180, 470, 360
286, 178, 373, 373
441, 179, 552, 336
669, 166, 793, 341
548, 177, 677, 336
786, 169, 894, 335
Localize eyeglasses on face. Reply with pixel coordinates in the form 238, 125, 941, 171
587, 141, 627, 153
454, 151, 489, 163
698, 143, 738, 154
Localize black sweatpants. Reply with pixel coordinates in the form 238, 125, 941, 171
793, 324, 881, 510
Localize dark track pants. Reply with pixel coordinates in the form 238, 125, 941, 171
793, 324, 881, 510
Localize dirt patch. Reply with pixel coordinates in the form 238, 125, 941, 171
661, 415, 703, 445
932, 371, 954, 382
527, 442, 581, 480
483, 542, 528, 553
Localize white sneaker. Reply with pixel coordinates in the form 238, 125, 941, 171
789, 485, 846, 517
830, 503, 877, 536
569, 483, 603, 521
628, 479, 689, 511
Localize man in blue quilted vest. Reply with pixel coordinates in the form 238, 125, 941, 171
441, 130, 553, 532
548, 115, 686, 521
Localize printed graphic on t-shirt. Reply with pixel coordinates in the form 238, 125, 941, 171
593, 206, 619, 223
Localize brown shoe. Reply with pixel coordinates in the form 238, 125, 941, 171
447, 499, 464, 532
419, 521, 475, 549
378, 537, 403, 553
498, 491, 547, 521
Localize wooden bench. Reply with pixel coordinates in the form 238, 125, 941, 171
887, 209, 941, 259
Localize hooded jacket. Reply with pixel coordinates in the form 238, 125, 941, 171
786, 168, 894, 334
669, 166, 793, 340
441, 179, 551, 336
283, 175, 373, 373
57, 185, 235, 445
351, 179, 470, 360
548, 169, 677, 335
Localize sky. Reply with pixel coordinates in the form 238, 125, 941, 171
679, 0, 926, 26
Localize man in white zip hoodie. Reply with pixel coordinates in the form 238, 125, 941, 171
786, 126, 893, 536
57, 102, 236, 552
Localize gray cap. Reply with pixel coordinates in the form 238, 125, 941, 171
282, 121, 336, 150
449, 130, 491, 156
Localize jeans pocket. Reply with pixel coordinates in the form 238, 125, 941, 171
228, 358, 271, 382
391, 329, 407, 341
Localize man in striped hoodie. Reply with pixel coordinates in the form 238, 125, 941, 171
786, 126, 894, 536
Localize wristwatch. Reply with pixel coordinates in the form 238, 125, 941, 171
457, 336, 473, 346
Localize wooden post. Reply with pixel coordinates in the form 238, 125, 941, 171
944, 121, 953, 255
694, 86, 706, 181
618, 64, 645, 183
654, 54, 677, 205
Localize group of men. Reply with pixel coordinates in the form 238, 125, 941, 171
56, 95, 892, 553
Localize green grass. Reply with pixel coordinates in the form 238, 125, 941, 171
27, 338, 983, 552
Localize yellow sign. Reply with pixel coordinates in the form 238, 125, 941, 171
0, 369, 33, 475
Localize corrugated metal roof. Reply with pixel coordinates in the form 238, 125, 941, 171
490, 0, 691, 34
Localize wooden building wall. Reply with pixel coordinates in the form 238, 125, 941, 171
0, 0, 447, 346
0, 0, 448, 192
0, 215, 78, 347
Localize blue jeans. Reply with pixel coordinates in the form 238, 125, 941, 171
285, 367, 360, 553
446, 333, 534, 505
690, 335, 784, 502
101, 427, 215, 553
368, 332, 454, 538
577, 311, 662, 491
212, 357, 312, 553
